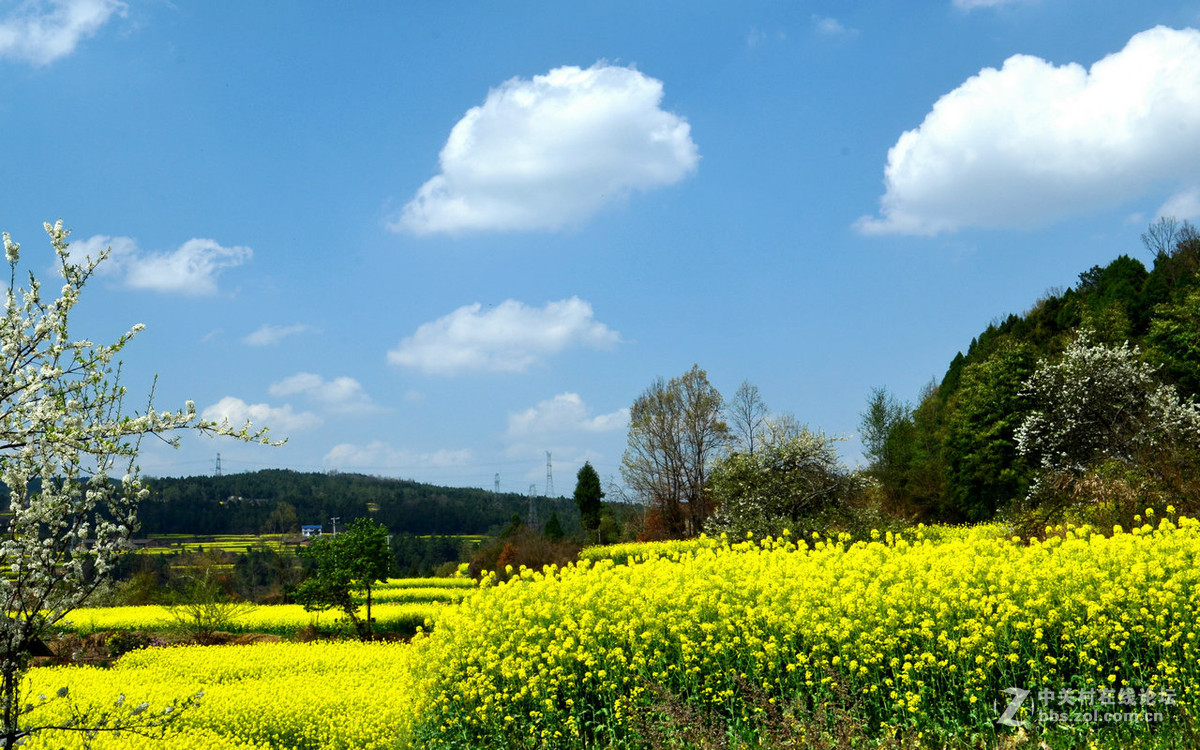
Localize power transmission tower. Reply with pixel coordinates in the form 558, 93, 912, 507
214, 453, 222, 477
527, 484, 538, 527
494, 473, 500, 494
545, 451, 554, 497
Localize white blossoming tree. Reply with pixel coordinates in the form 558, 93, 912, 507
0, 221, 271, 747
704, 422, 860, 541
1015, 333, 1200, 473
1014, 331, 1200, 526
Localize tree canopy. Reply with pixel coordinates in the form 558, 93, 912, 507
294, 517, 393, 639
868, 219, 1200, 525
573, 461, 604, 535
621, 365, 727, 537
705, 424, 858, 540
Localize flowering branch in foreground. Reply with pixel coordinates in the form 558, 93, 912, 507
0, 221, 275, 748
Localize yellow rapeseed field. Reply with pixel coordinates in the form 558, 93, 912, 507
23, 513, 1200, 748
60, 602, 443, 636
23, 641, 428, 749
418, 514, 1200, 747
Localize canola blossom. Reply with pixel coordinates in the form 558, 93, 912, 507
57, 577, 474, 636
60, 602, 445, 636
22, 516, 1200, 748
376, 577, 476, 590
576, 537, 721, 566
367, 584, 471, 605
416, 517, 1200, 746
22, 641, 427, 749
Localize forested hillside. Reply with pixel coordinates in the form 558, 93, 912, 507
868, 219, 1200, 525
136, 469, 583, 537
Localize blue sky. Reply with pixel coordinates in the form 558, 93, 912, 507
3, 1, 1200, 493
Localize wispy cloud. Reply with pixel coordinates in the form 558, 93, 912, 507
857, 26, 1200, 236
75, 234, 251, 295
243, 323, 316, 347
1157, 188, 1200, 221
953, 0, 1029, 9
387, 297, 621, 375
506, 393, 629, 439
391, 62, 699, 235
746, 26, 789, 50
0, 0, 125, 66
812, 16, 856, 37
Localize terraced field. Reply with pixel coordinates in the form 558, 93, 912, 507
57, 577, 475, 637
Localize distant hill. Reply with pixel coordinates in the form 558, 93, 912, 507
138, 469, 584, 537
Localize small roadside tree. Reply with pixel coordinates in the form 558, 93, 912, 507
294, 518, 393, 639
0, 221, 270, 747
166, 565, 253, 644
573, 461, 604, 541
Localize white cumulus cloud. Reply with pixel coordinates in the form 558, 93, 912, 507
507, 393, 629, 439
391, 62, 699, 235
243, 323, 316, 347
74, 234, 251, 295
387, 297, 620, 376
323, 442, 473, 472
504, 392, 628, 463
0, 0, 125, 66
857, 26, 1200, 236
268, 373, 377, 414
201, 396, 320, 434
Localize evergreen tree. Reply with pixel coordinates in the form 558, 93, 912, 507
543, 511, 564, 541
574, 462, 605, 539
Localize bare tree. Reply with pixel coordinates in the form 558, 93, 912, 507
1142, 217, 1200, 285
621, 365, 728, 537
678, 365, 728, 530
728, 380, 768, 456
622, 377, 686, 536
1142, 216, 1184, 262
1142, 216, 1199, 261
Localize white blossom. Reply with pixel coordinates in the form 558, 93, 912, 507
1016, 331, 1200, 472
2, 234, 17, 264
0, 221, 276, 744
